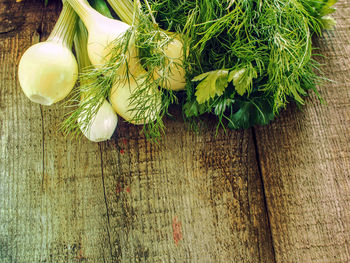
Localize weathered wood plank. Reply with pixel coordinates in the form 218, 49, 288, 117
254, 1, 350, 262
0, 1, 112, 262
0, 2, 47, 261
0, 0, 275, 262
100, 115, 275, 262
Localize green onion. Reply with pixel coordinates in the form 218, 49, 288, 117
18, 2, 78, 105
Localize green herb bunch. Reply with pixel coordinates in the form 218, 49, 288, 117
62, 0, 181, 140
58, 0, 337, 142
149, 0, 337, 129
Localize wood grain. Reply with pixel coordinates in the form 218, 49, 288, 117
254, 1, 350, 262
1, 0, 350, 262
0, 0, 275, 262
1, 1, 112, 262
99, 115, 274, 262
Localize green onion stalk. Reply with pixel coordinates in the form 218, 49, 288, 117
62, 18, 118, 142
18, 2, 78, 106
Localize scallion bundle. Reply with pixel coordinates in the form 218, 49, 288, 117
18, 0, 337, 141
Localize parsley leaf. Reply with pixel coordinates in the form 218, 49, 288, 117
228, 64, 257, 96
193, 70, 229, 104
228, 98, 275, 130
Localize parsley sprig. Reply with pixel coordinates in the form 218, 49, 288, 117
150, 0, 337, 129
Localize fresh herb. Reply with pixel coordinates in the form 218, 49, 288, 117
26, 0, 337, 143
149, 0, 337, 130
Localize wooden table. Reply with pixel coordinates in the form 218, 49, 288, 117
1, 0, 350, 262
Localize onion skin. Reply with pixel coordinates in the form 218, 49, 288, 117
153, 35, 187, 91
67, 0, 132, 70
79, 100, 118, 142
109, 73, 162, 125
86, 15, 130, 68
18, 42, 78, 106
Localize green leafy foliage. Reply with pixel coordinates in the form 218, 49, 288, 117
62, 0, 338, 137
228, 98, 275, 130
148, 0, 337, 130
193, 70, 229, 104
229, 65, 257, 96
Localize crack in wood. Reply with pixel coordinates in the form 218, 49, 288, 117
40, 105, 45, 191
0, 28, 17, 35
99, 143, 115, 261
252, 127, 277, 263
32, 26, 45, 191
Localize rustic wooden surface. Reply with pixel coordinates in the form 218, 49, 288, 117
0, 0, 349, 262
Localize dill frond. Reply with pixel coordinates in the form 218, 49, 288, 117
62, 0, 336, 138
150, 0, 334, 130
63, 1, 188, 141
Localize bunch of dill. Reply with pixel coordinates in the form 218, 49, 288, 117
148, 0, 337, 129
61, 0, 337, 141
